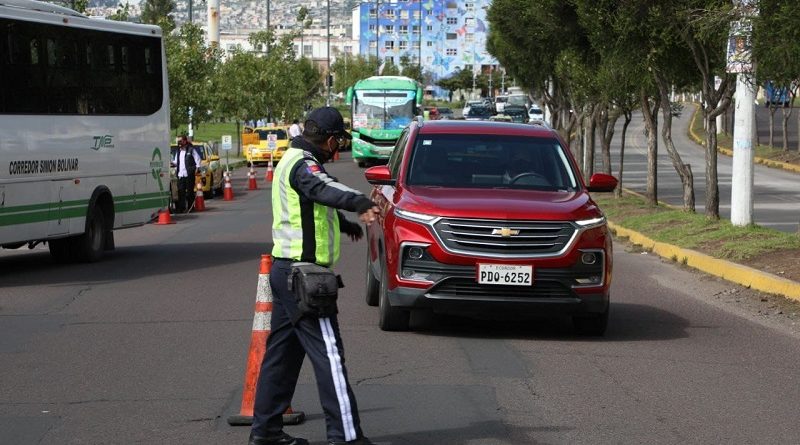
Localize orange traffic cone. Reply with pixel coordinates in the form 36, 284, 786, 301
265, 161, 274, 183
154, 209, 175, 225
333, 149, 340, 161
248, 166, 258, 190
223, 171, 234, 201
193, 182, 206, 212
227, 255, 305, 426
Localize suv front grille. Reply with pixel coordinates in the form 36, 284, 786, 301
429, 278, 574, 299
432, 218, 577, 257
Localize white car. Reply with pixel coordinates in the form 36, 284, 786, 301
528, 106, 544, 122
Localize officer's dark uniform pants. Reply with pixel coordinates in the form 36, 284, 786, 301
177, 173, 194, 213
252, 259, 363, 443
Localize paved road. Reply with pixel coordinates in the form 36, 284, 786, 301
755, 105, 799, 150
607, 105, 800, 233
2, 156, 800, 444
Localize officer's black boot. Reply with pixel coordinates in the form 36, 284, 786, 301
248, 431, 309, 445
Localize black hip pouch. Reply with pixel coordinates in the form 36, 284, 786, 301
288, 262, 344, 322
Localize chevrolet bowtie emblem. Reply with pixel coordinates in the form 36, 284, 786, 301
492, 227, 520, 237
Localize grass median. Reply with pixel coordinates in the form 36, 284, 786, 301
593, 192, 800, 284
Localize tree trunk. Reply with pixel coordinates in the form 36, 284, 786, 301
704, 114, 719, 218
615, 111, 632, 199
654, 73, 695, 212
600, 107, 619, 175
768, 105, 777, 148
586, 108, 597, 178
781, 105, 793, 152
640, 90, 659, 206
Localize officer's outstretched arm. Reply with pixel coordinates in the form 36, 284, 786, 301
291, 159, 375, 214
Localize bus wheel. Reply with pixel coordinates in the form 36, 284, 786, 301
75, 206, 107, 262
48, 238, 72, 263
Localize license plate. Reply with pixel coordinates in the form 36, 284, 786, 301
477, 264, 533, 286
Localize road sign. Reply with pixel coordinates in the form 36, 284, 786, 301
221, 135, 232, 151
267, 134, 277, 150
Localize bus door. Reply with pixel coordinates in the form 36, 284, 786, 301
47, 180, 73, 236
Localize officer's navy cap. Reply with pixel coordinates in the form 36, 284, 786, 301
305, 107, 352, 140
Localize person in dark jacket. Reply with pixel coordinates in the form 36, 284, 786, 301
248, 107, 378, 445
171, 136, 201, 213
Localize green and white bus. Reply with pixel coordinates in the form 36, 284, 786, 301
0, 0, 170, 262
345, 76, 422, 167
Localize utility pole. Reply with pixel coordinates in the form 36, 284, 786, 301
326, 0, 331, 106
375, 0, 380, 75
418, 0, 422, 73
730, 1, 756, 226
501, 69, 505, 95
188, 0, 193, 22
266, 0, 270, 53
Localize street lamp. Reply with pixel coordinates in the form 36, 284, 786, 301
326, 0, 331, 106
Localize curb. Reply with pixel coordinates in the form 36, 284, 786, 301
608, 221, 800, 302
687, 103, 800, 174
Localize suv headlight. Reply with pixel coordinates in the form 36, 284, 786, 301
575, 216, 606, 229
395, 208, 437, 224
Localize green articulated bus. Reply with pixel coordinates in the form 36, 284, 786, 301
345, 76, 422, 167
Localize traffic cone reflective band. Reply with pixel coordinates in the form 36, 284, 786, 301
223, 171, 234, 201
227, 255, 305, 426
248, 166, 258, 190
155, 209, 175, 225
265, 157, 274, 183
193, 182, 206, 212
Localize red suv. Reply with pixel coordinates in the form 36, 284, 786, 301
363, 119, 618, 334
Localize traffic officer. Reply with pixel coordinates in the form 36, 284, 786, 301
248, 107, 379, 445
172, 136, 201, 213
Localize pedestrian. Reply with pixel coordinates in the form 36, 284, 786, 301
248, 107, 378, 445
288, 119, 302, 140
171, 136, 201, 213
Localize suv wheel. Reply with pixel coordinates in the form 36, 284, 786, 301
365, 250, 379, 306
378, 263, 409, 331
573, 305, 609, 336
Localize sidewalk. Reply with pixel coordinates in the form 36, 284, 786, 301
606, 104, 800, 303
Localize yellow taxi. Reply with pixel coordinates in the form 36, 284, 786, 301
245, 126, 290, 166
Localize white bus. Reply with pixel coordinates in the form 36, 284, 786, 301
0, 0, 170, 262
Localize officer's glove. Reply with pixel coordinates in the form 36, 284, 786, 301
341, 219, 364, 242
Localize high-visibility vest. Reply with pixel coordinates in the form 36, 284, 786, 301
271, 147, 340, 266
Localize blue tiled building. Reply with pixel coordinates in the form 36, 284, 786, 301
351, 0, 498, 96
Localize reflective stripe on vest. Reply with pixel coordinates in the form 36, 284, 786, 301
271, 148, 340, 266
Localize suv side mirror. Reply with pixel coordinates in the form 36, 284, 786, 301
364, 165, 395, 186
587, 173, 618, 192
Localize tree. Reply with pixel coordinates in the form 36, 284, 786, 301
399, 55, 423, 85
107, 1, 132, 21
141, 0, 176, 31
331, 55, 379, 94
753, 0, 800, 152
296, 6, 313, 58
164, 23, 222, 132
437, 67, 475, 95
382, 59, 400, 76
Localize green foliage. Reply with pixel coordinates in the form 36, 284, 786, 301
437, 67, 475, 93
140, 0, 175, 31
399, 55, 423, 85
107, 1, 132, 21
165, 23, 223, 131
382, 59, 401, 76
331, 55, 379, 94
753, 0, 800, 87
209, 33, 321, 126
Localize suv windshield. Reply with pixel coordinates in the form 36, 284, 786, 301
406, 134, 578, 191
